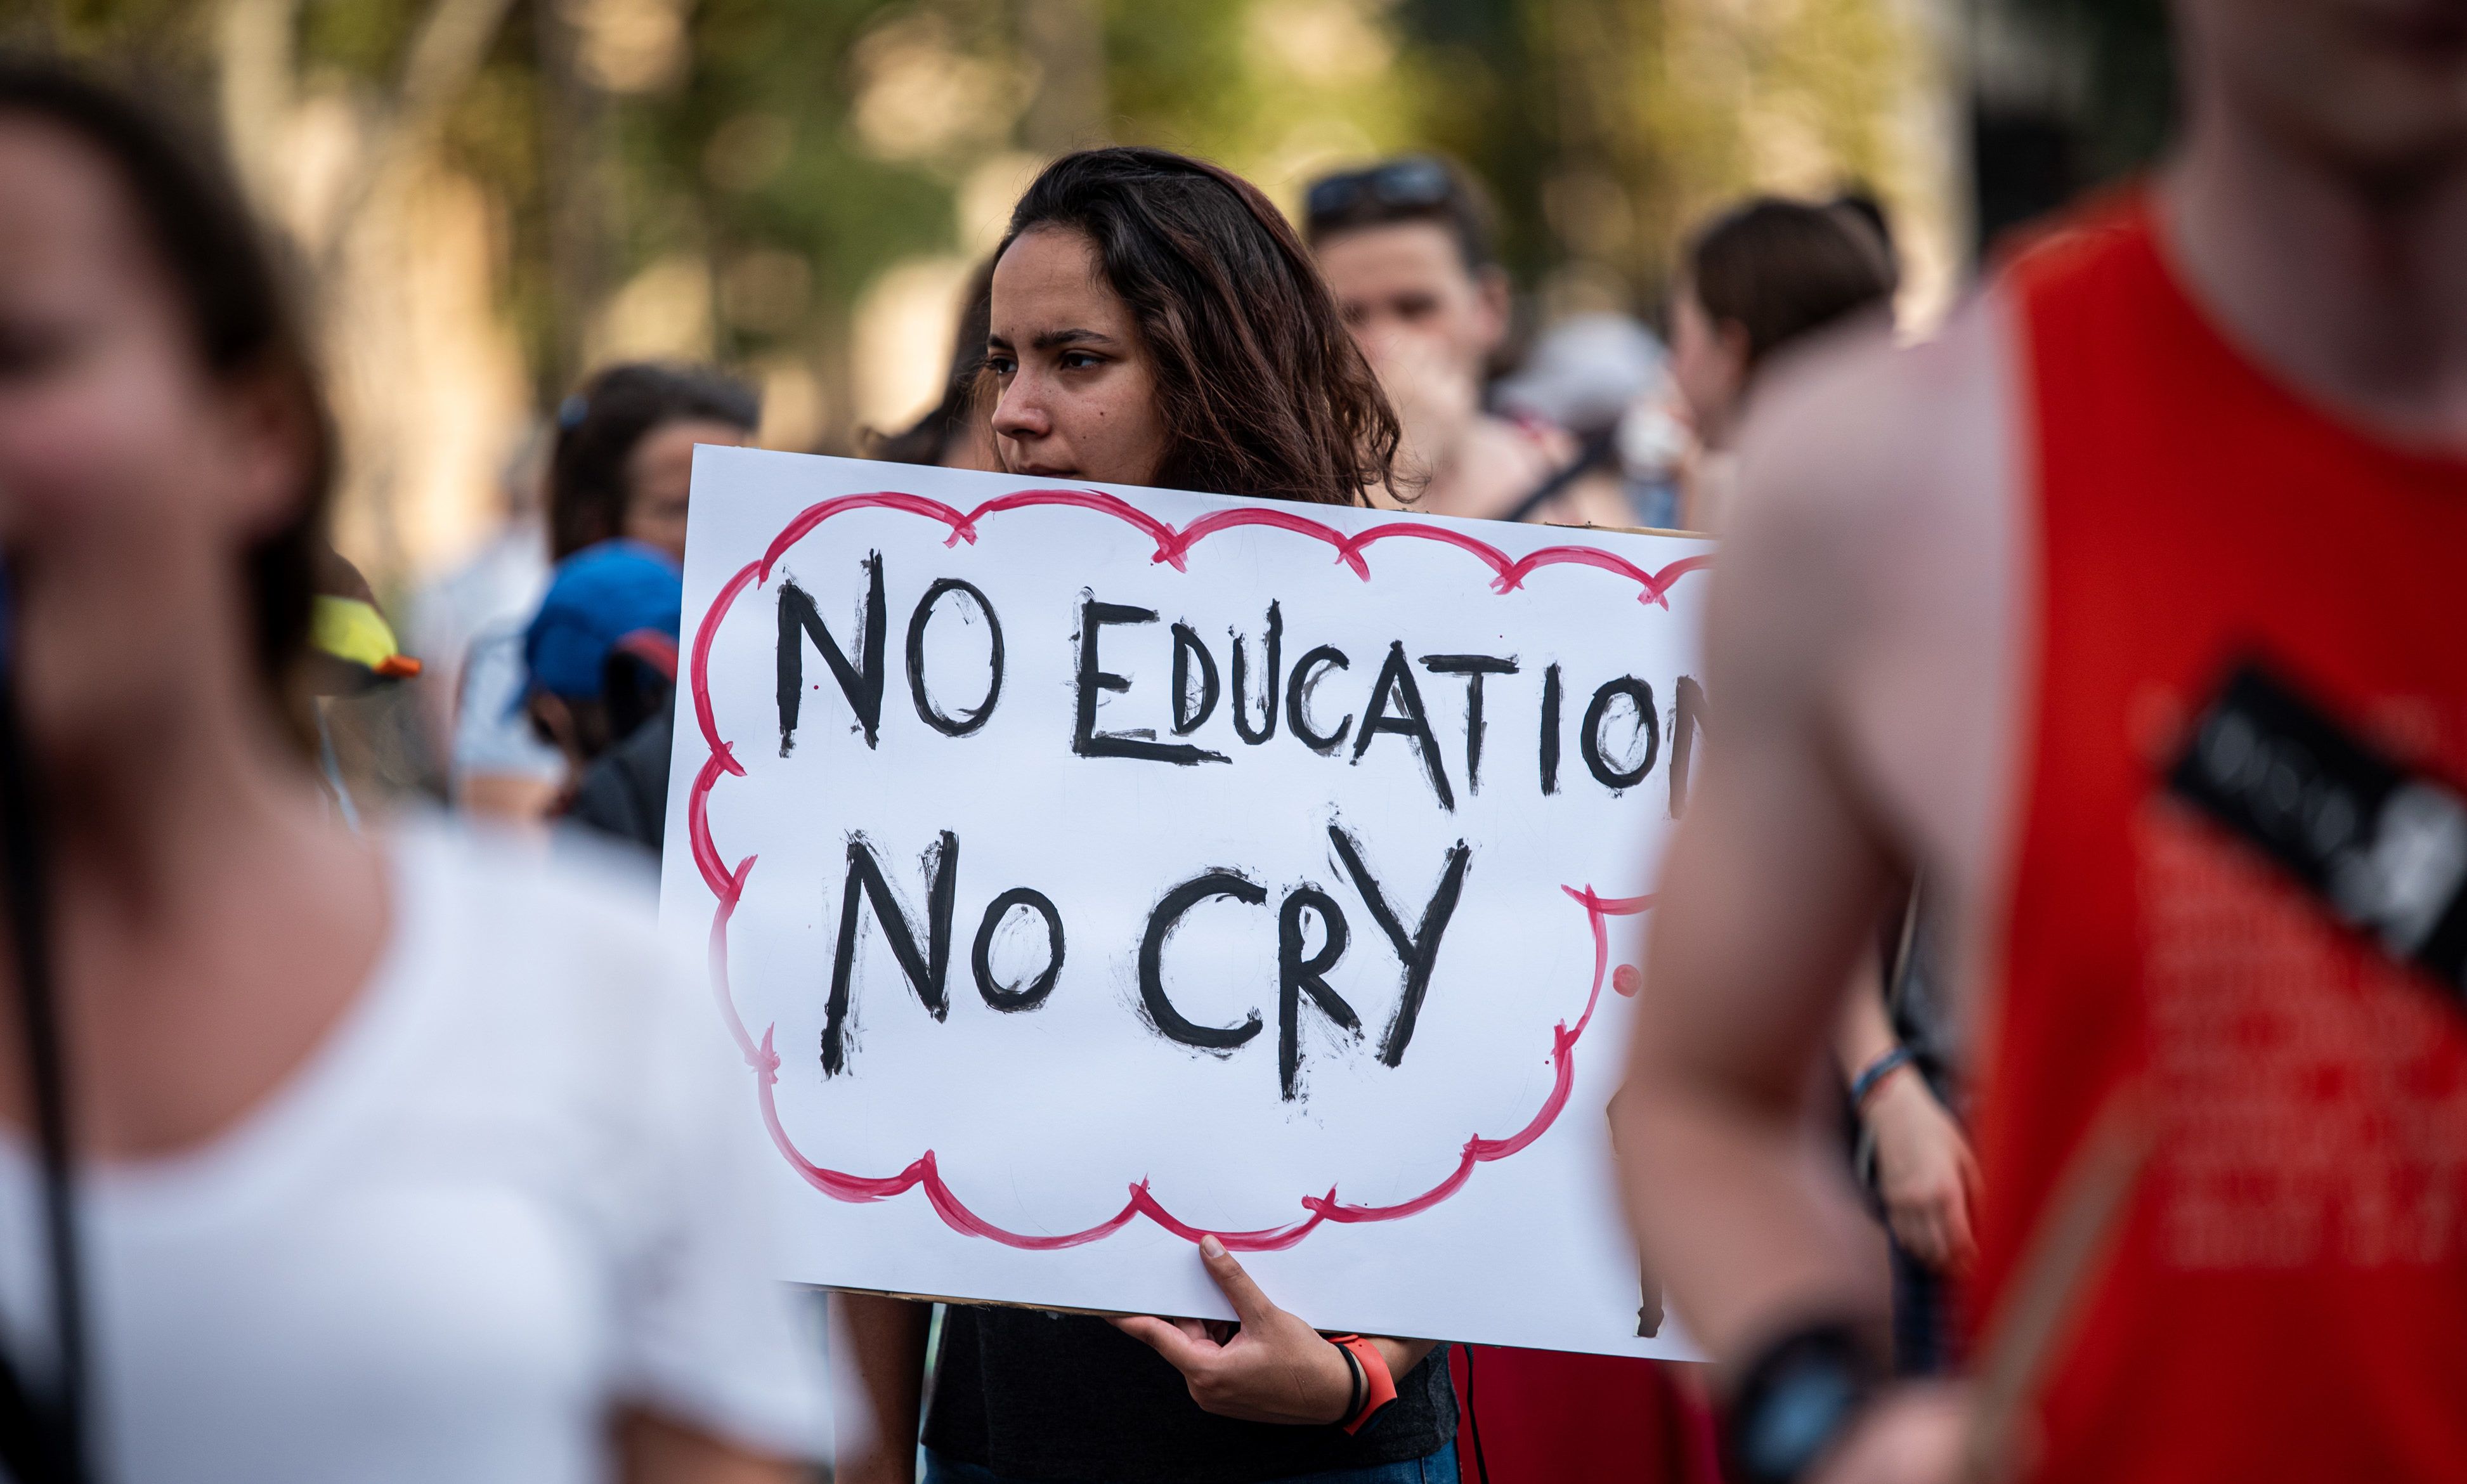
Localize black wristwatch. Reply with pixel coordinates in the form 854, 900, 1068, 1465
1723, 1321, 1885, 1484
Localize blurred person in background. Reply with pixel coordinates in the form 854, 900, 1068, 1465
1666, 193, 1977, 1373
560, 266, 1005, 866
452, 363, 755, 824
523, 540, 681, 834
1664, 195, 1897, 532
0, 58, 819, 1482
1492, 312, 1689, 530
1617, 2, 2467, 1482
402, 429, 549, 792
1304, 155, 1632, 528
1833, 899, 1974, 1381
838, 145, 1466, 1484
548, 363, 760, 566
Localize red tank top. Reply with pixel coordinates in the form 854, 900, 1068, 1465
1979, 199, 2467, 1481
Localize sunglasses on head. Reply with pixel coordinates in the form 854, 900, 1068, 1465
1305, 157, 1455, 223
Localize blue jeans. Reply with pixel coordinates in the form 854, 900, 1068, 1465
921, 1441, 1459, 1484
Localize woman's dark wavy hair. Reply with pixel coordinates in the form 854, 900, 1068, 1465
550, 361, 759, 559
991, 146, 1400, 507
0, 58, 332, 734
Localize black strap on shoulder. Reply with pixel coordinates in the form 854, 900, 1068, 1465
1500, 426, 1618, 526
0, 620, 92, 1483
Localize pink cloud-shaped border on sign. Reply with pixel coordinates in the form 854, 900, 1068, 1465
686, 487, 1706, 1251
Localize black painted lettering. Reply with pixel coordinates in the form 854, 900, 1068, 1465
1328, 826, 1473, 1066
1353, 642, 1455, 810
1074, 598, 1228, 766
1170, 623, 1221, 736
822, 830, 957, 1076
1539, 663, 1563, 795
904, 578, 1004, 738
1582, 677, 1660, 791
1138, 871, 1268, 1050
1419, 654, 1518, 796
1277, 886, 1358, 1102
971, 887, 1064, 1012
778, 554, 885, 753
1287, 645, 1354, 755
1229, 602, 1283, 744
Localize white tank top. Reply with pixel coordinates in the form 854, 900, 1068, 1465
0, 817, 822, 1483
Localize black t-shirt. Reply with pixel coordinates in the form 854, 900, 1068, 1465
566, 708, 673, 856
922, 1306, 1455, 1482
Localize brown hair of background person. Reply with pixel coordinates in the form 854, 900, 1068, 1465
0, 61, 330, 738
1685, 195, 1897, 373
1300, 153, 1498, 273
548, 361, 760, 559
869, 257, 996, 469
1829, 189, 1900, 287
1669, 194, 1899, 533
987, 145, 1400, 507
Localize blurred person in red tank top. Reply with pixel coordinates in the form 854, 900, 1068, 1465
1611, 3, 2467, 1483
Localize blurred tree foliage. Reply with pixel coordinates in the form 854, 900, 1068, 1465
8, 0, 1940, 572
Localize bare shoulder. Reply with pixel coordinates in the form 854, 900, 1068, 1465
1728, 291, 2015, 590
1717, 289, 2026, 894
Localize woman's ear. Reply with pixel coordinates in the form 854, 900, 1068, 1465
216, 363, 320, 537
1715, 319, 1754, 394
1474, 264, 1513, 356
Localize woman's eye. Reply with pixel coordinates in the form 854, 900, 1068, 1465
987, 356, 1015, 377
1059, 351, 1102, 370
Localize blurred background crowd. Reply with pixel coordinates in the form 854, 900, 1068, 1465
9, 0, 2164, 591
7, 0, 2181, 833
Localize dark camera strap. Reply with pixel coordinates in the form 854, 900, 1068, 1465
1501, 426, 1618, 527
2168, 659, 2467, 997
0, 634, 92, 1483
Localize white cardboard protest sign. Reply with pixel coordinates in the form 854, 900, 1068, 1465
660, 448, 1711, 1358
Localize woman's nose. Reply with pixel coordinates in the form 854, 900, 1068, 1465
990, 377, 1049, 441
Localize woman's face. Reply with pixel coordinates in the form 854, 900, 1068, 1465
0, 119, 310, 726
985, 226, 1169, 486
1669, 283, 1748, 450
622, 417, 748, 563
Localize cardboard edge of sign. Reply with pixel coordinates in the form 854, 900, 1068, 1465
1548, 521, 1709, 540
807, 1284, 1450, 1339
802, 1286, 1700, 1364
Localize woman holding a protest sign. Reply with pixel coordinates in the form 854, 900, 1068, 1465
836, 147, 1461, 1484
0, 60, 819, 1481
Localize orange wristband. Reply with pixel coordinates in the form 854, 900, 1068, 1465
1326, 1334, 1397, 1434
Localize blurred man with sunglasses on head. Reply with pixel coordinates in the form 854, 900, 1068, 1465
1305, 156, 1633, 529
